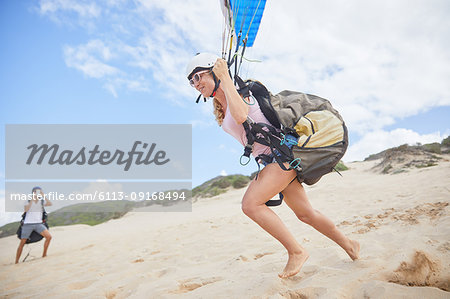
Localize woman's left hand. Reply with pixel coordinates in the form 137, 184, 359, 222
212, 58, 232, 83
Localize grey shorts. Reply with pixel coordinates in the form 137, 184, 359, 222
21, 223, 47, 239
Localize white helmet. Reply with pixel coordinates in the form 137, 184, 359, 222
186, 53, 219, 79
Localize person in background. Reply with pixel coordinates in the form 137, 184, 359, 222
15, 187, 52, 264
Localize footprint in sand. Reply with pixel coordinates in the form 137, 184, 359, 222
104, 290, 117, 299
132, 258, 144, 263
235, 252, 275, 262
280, 287, 327, 298
171, 277, 223, 294
254, 252, 275, 260
155, 268, 176, 278
68, 279, 96, 290
236, 255, 250, 262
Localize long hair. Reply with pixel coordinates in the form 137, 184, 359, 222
213, 97, 225, 126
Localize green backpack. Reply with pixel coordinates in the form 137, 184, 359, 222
239, 79, 348, 187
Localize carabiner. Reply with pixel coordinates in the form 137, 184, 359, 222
240, 155, 251, 166
242, 94, 256, 106
289, 158, 301, 170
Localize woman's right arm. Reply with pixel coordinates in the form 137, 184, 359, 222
213, 59, 249, 124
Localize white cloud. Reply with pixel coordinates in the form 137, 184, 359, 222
38, 0, 224, 99
64, 40, 118, 79
38, 0, 101, 29
345, 129, 446, 161
39, 0, 101, 18
39, 0, 450, 145
63, 40, 153, 96
249, 0, 450, 134
220, 170, 227, 176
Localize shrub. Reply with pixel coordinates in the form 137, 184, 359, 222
382, 164, 393, 174
334, 161, 349, 171
232, 175, 250, 188
442, 136, 450, 146
422, 142, 441, 154
211, 178, 231, 189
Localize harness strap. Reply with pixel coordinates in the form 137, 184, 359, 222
242, 119, 255, 157
235, 75, 251, 99
210, 72, 221, 98
248, 124, 295, 171
242, 120, 300, 175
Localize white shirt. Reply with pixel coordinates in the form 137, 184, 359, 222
24, 200, 44, 224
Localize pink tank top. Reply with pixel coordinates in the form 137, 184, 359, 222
221, 100, 272, 158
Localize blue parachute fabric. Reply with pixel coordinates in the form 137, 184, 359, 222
230, 0, 266, 47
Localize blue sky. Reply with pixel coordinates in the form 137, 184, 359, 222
1, 0, 449, 225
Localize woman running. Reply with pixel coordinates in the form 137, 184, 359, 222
186, 53, 360, 278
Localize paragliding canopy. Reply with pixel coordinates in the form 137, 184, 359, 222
219, 0, 267, 77
220, 0, 267, 48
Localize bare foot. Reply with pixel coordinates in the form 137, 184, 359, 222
346, 239, 360, 260
278, 251, 309, 278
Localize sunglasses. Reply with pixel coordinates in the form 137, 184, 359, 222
189, 70, 211, 87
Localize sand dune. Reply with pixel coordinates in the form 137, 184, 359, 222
0, 159, 449, 298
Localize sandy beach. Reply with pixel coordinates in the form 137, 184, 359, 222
0, 159, 449, 298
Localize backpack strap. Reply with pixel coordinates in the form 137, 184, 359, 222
240, 119, 255, 166
41, 199, 48, 223
235, 75, 251, 99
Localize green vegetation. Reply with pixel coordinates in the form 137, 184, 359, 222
232, 175, 250, 188
365, 137, 450, 174
441, 136, 450, 154
382, 164, 393, 174
0, 222, 21, 239
415, 162, 438, 168
334, 161, 349, 172
422, 142, 441, 154
193, 174, 250, 198
366, 137, 450, 161
392, 169, 407, 174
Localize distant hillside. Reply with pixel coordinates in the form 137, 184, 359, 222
193, 160, 349, 200
0, 194, 186, 239
192, 174, 250, 199
365, 137, 450, 174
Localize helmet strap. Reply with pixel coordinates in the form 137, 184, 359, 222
209, 71, 221, 98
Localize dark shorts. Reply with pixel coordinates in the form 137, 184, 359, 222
21, 223, 47, 239
260, 134, 297, 167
